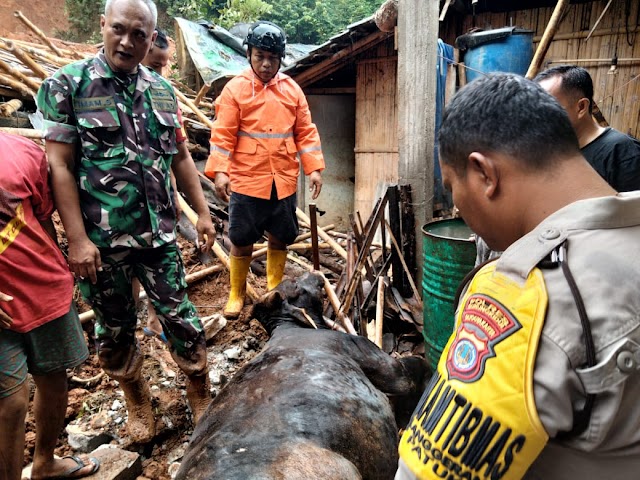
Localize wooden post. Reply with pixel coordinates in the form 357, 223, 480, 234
308, 203, 320, 270
525, 0, 569, 79
397, 0, 439, 288
296, 208, 347, 260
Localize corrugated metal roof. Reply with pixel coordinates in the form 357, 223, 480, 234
283, 15, 380, 79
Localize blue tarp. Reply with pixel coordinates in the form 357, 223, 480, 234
434, 39, 455, 211
175, 17, 248, 85
175, 18, 317, 86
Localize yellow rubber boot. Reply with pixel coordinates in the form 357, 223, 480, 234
224, 255, 251, 319
267, 248, 288, 290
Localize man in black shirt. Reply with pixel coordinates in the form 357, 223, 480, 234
535, 65, 640, 192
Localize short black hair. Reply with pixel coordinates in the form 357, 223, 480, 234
534, 65, 594, 114
154, 28, 169, 50
438, 73, 580, 174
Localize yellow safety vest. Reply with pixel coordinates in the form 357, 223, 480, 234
399, 263, 550, 479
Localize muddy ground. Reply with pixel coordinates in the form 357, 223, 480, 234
22, 219, 272, 479
22, 214, 424, 479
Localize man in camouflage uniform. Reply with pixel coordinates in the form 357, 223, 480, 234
36, 0, 214, 443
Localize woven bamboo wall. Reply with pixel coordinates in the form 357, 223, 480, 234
354, 38, 399, 219
441, 0, 640, 138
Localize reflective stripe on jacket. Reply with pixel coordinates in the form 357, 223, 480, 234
205, 69, 324, 200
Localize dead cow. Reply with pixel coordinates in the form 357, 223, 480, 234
176, 272, 430, 480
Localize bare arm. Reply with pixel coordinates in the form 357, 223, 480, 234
38, 217, 59, 245
0, 291, 13, 328
45, 140, 101, 283
172, 142, 215, 252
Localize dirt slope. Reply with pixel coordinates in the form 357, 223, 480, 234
0, 0, 69, 39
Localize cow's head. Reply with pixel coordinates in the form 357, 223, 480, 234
252, 272, 327, 335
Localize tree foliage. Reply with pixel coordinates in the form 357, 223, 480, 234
60, 0, 381, 45
263, 0, 381, 44
216, 0, 272, 30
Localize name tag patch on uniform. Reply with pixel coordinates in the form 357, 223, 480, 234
73, 96, 115, 112
447, 294, 521, 383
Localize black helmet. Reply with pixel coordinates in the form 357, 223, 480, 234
244, 21, 286, 58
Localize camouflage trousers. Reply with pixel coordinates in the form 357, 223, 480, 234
79, 242, 206, 374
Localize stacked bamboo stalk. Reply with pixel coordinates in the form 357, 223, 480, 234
0, 11, 217, 139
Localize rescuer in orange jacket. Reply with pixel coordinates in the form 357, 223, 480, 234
205, 21, 325, 319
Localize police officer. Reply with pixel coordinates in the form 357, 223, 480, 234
36, 0, 215, 443
206, 21, 325, 319
397, 74, 640, 479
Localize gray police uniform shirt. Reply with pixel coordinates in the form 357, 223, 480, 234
397, 192, 640, 480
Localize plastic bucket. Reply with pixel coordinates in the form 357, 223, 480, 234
421, 218, 476, 369
460, 27, 534, 83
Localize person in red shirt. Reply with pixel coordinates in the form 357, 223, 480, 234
0, 132, 99, 480
206, 21, 325, 319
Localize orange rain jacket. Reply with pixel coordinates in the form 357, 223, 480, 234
205, 69, 325, 200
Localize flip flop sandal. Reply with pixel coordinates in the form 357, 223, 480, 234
37, 455, 100, 479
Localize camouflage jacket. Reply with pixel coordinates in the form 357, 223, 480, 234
36, 50, 181, 249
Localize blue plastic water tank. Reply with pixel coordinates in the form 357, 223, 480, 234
457, 27, 534, 83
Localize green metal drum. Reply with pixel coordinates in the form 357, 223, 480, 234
421, 218, 476, 369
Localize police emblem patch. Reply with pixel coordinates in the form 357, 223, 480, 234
446, 294, 521, 382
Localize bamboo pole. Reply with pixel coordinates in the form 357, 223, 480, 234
2, 40, 49, 79
375, 276, 386, 348
0, 127, 43, 139
79, 264, 224, 323
525, 0, 569, 79
15, 44, 73, 67
14, 11, 65, 57
194, 83, 210, 106
171, 79, 197, 95
174, 88, 214, 129
0, 58, 41, 92
8, 36, 86, 58
0, 73, 35, 97
252, 242, 331, 260
177, 194, 259, 301
252, 224, 336, 250
0, 99, 22, 117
